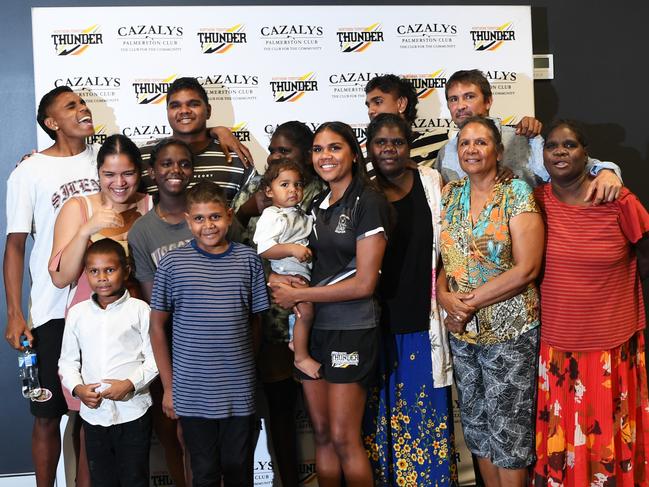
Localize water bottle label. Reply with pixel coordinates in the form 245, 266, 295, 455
19, 355, 37, 367
288, 313, 296, 342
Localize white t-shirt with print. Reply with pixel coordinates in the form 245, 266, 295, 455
5, 145, 99, 328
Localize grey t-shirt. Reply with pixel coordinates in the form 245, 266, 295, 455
128, 209, 192, 283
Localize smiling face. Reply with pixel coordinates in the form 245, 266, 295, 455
45, 91, 94, 139
265, 168, 304, 208
85, 252, 127, 308
312, 129, 356, 187
369, 125, 410, 179
543, 125, 588, 181
185, 201, 232, 254
365, 88, 407, 121
457, 121, 501, 177
446, 82, 492, 126
150, 144, 193, 197
99, 153, 140, 205
166, 88, 211, 138
268, 133, 304, 165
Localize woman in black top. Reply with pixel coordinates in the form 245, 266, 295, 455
271, 122, 390, 487
364, 113, 456, 486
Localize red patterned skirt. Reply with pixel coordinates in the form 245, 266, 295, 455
534, 331, 649, 486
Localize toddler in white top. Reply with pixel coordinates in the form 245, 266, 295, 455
254, 159, 320, 378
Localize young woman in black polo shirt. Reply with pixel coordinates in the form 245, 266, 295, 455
271, 121, 391, 487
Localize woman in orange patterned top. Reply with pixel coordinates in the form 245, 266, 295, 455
437, 116, 544, 486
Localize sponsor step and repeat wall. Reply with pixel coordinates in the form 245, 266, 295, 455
32, 6, 533, 486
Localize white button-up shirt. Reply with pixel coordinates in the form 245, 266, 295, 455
59, 290, 158, 426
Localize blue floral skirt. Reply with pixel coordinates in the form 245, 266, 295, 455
363, 330, 458, 486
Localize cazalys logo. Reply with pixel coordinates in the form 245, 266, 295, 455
132, 75, 177, 105
470, 22, 516, 51
396, 22, 457, 49
264, 121, 322, 139
196, 74, 259, 101
336, 23, 384, 52
403, 70, 447, 99
259, 24, 324, 51
116, 24, 183, 52
54, 76, 121, 103
197, 24, 247, 54
50, 24, 103, 56
270, 72, 318, 102
485, 70, 518, 96
121, 124, 172, 143
328, 72, 385, 99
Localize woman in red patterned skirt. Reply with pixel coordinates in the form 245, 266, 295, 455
534, 120, 649, 485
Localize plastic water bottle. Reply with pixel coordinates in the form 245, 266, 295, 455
18, 338, 41, 400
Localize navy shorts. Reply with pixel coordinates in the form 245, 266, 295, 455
30, 319, 69, 418
298, 327, 379, 388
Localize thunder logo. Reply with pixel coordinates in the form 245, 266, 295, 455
404, 70, 447, 99
230, 122, 251, 142
132, 74, 177, 104
51, 24, 103, 56
197, 24, 247, 54
270, 72, 318, 102
336, 23, 384, 52
470, 22, 515, 51
86, 124, 106, 145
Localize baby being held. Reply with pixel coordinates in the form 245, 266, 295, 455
253, 159, 320, 378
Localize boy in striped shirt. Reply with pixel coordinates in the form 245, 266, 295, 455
149, 181, 270, 487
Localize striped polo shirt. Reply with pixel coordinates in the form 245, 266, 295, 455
151, 241, 270, 419
535, 185, 649, 351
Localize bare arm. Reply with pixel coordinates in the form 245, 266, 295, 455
140, 281, 153, 303
149, 309, 176, 419
208, 126, 254, 166
260, 243, 312, 263
270, 233, 386, 307
251, 313, 262, 357
49, 198, 123, 288
462, 211, 544, 310
4, 233, 31, 349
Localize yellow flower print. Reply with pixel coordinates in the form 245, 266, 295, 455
403, 415, 411, 424
396, 477, 406, 486
397, 459, 408, 470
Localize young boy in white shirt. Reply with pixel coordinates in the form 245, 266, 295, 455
59, 238, 158, 487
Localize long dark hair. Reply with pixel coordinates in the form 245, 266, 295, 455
313, 121, 369, 181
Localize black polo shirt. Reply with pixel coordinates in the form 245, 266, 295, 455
310, 175, 391, 330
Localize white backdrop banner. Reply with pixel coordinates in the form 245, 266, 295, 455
32, 5, 533, 166
32, 5, 533, 486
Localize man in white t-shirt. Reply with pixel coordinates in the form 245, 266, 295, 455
4, 86, 99, 486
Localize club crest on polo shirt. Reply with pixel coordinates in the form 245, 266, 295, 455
331, 351, 359, 368
334, 214, 351, 234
